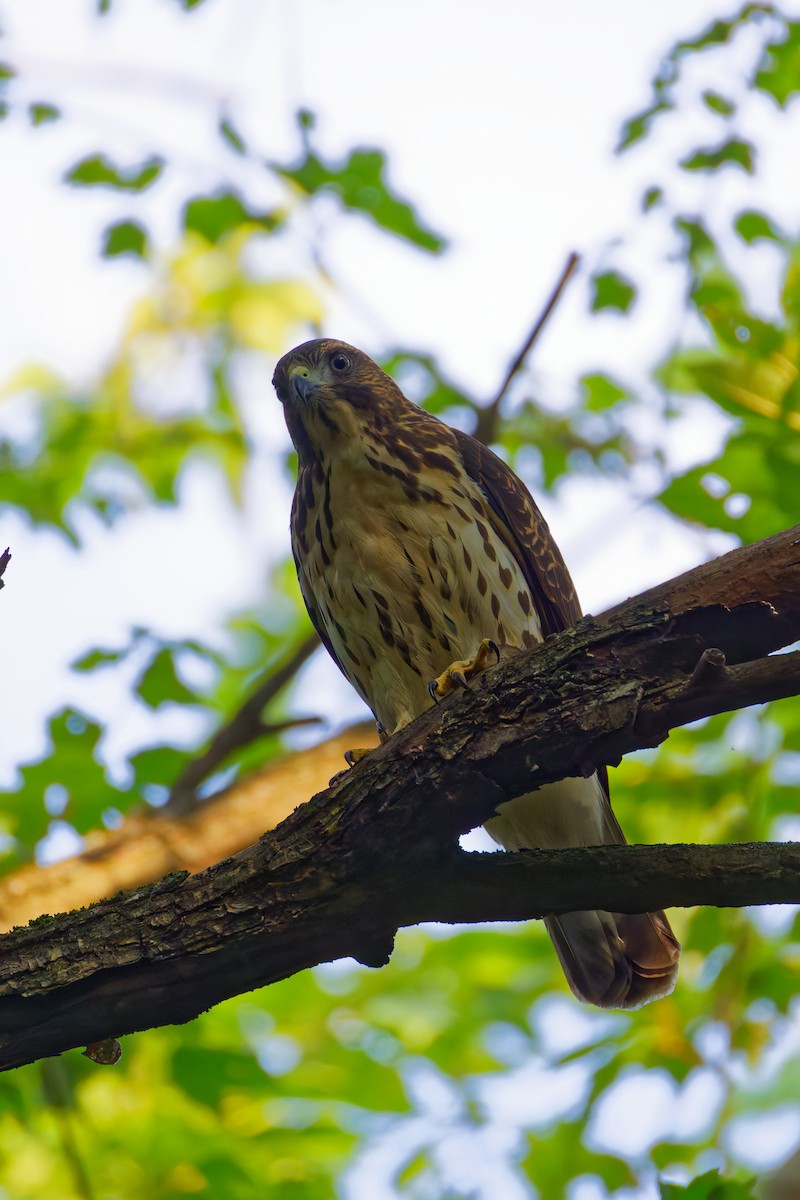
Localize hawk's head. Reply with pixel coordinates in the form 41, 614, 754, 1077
273, 339, 406, 462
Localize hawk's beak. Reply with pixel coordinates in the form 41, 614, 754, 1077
290, 373, 316, 404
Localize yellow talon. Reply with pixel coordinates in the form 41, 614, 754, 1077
330, 721, 388, 785
329, 747, 372, 785
343, 747, 372, 768
427, 638, 500, 703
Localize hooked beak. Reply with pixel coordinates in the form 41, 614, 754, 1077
291, 374, 317, 404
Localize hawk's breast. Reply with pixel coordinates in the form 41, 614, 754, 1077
294, 448, 542, 733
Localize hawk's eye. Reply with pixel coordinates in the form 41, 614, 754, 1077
330, 352, 350, 373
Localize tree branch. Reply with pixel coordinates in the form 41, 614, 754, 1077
474, 252, 580, 444
164, 632, 321, 814
0, 524, 799, 1072
0, 723, 376, 933
413, 841, 800, 924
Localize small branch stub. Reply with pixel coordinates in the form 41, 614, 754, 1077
689, 647, 729, 689
82, 1038, 122, 1066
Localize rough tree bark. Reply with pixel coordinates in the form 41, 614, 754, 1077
0, 724, 376, 933
0, 525, 798, 1073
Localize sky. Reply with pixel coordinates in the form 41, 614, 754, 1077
2, 0, 772, 782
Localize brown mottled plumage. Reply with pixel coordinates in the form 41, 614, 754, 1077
273, 338, 680, 1009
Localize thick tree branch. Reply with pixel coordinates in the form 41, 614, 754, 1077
0, 525, 799, 1071
0, 724, 377, 933
419, 842, 800, 924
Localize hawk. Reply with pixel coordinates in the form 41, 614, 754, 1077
273, 338, 680, 1009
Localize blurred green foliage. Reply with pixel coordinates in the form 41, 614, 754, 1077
1, 3, 799, 1199
101, 220, 149, 260
276, 144, 447, 253
660, 1171, 756, 1197
590, 270, 638, 314
64, 152, 164, 192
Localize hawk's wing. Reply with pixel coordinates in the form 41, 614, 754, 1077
290, 493, 350, 684
453, 429, 582, 636
294, 559, 347, 676
453, 428, 612, 808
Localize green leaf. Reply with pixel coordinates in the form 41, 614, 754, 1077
101, 220, 149, 260
276, 147, 446, 253
183, 190, 278, 244
135, 648, 202, 710
659, 1168, 756, 1198
580, 373, 628, 411
675, 5, 773, 53
617, 100, 672, 152
754, 21, 800, 108
28, 103, 61, 126
394, 1149, 432, 1189
642, 186, 663, 212
674, 216, 716, 266
71, 647, 128, 672
658, 425, 800, 542
176, 0, 208, 7
617, 5, 771, 154
0, 63, 16, 81
172, 1045, 270, 1108
702, 90, 736, 116
680, 138, 755, 173
524, 1122, 634, 1193
782, 243, 800, 327
590, 270, 637, 314
5, 708, 132, 846
219, 117, 247, 155
660, 341, 787, 409
64, 153, 164, 192
129, 744, 191, 790
733, 209, 784, 244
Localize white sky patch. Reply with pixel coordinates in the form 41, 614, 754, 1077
587, 1067, 678, 1157
479, 1055, 594, 1128
529, 993, 626, 1059
671, 1069, 727, 1141
724, 1106, 800, 1172
35, 818, 85, 865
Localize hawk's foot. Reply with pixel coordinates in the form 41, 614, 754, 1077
343, 747, 372, 769
329, 722, 388, 785
427, 638, 500, 703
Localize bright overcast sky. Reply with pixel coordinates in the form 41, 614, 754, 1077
1, 0, 797, 781
3, 0, 785, 381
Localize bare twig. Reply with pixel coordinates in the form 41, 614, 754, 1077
474, 251, 580, 445
164, 632, 320, 814
0, 548, 10, 591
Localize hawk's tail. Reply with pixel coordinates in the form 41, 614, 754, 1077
484, 773, 680, 1010
544, 908, 680, 1010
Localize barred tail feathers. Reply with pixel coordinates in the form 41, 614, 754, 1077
544, 908, 679, 1010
